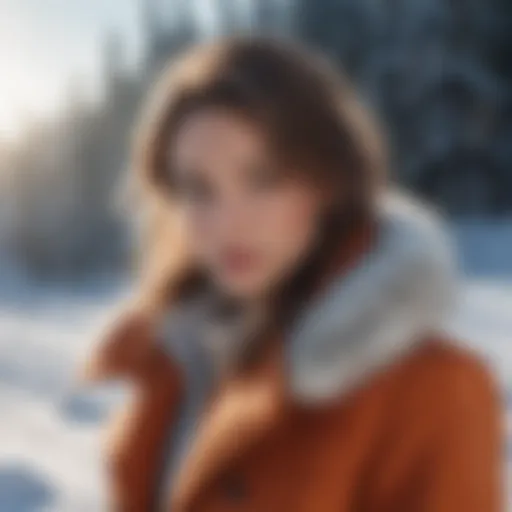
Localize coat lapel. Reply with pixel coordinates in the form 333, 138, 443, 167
168, 340, 290, 510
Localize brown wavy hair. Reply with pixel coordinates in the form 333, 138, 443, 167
131, 37, 386, 316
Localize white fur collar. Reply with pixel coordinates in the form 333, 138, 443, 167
287, 192, 458, 403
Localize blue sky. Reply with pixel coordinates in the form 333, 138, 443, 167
0, 0, 144, 139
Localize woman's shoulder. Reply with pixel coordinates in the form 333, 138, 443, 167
392, 335, 501, 417
406, 337, 496, 385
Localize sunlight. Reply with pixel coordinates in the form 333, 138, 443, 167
0, 91, 26, 141
0, 35, 62, 141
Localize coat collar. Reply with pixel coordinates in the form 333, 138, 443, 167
286, 193, 456, 403
169, 339, 288, 510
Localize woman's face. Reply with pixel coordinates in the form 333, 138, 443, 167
170, 107, 326, 301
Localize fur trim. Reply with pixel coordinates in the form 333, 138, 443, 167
287, 192, 458, 403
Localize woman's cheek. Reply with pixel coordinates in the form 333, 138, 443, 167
185, 207, 219, 261
257, 187, 322, 269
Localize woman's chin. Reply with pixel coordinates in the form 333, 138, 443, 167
214, 273, 272, 302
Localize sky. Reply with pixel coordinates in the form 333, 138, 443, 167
0, 0, 144, 140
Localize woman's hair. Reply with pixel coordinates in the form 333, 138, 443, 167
131, 37, 387, 314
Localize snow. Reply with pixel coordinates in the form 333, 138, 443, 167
0, 283, 126, 511
0, 223, 511, 511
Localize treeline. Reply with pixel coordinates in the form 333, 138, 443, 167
0, 0, 510, 279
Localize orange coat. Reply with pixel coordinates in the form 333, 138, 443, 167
85, 218, 504, 511
87, 318, 503, 512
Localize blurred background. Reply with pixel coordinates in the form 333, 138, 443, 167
0, 0, 510, 510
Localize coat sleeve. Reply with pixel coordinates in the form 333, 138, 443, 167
81, 310, 185, 511
382, 348, 505, 512
103, 348, 183, 512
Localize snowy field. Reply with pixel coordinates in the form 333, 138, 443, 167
0, 223, 511, 511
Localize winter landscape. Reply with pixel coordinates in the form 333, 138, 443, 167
1, 0, 512, 509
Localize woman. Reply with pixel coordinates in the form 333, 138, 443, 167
85, 39, 503, 511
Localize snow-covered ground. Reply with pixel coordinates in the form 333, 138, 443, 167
0, 282, 127, 511
0, 223, 511, 511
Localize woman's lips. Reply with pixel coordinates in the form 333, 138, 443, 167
221, 248, 260, 275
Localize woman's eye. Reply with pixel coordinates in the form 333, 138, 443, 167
177, 175, 214, 204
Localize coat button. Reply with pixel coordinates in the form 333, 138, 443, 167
221, 473, 248, 503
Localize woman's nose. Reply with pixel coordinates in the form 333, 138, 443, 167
213, 197, 251, 239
